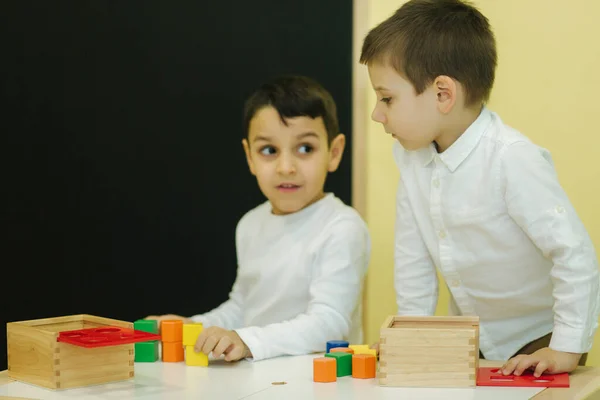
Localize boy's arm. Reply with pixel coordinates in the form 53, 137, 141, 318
503, 141, 600, 355
233, 218, 370, 361
394, 175, 438, 316
189, 274, 244, 330
191, 217, 251, 330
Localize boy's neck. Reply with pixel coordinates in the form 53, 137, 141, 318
434, 105, 483, 153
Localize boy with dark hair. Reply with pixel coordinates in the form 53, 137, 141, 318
148, 75, 371, 362
361, 0, 599, 377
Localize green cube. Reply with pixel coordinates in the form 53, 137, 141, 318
325, 352, 352, 377
135, 340, 159, 362
134, 319, 158, 334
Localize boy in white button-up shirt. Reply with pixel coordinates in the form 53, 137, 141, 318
361, 0, 599, 377
147, 75, 370, 362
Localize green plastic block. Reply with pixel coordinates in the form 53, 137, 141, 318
134, 319, 158, 334
135, 340, 159, 362
325, 352, 352, 377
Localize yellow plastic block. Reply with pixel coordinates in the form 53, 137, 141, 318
349, 344, 376, 356
183, 323, 203, 346
185, 345, 208, 366
364, 348, 377, 357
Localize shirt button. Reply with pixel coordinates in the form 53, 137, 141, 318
450, 280, 460, 287
432, 178, 440, 188
556, 206, 565, 213
438, 230, 447, 239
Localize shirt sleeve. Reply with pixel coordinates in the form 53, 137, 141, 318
234, 217, 370, 361
502, 141, 600, 354
190, 216, 247, 330
394, 173, 439, 316
190, 275, 244, 330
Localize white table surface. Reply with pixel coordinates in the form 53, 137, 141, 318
0, 354, 546, 400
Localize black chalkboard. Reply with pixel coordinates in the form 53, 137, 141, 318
0, 0, 353, 371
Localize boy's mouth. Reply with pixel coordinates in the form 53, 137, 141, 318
276, 183, 301, 192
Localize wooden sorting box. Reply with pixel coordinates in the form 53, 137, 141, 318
7, 314, 135, 390
379, 315, 480, 388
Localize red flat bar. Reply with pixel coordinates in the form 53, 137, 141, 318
57, 326, 161, 348
477, 367, 570, 388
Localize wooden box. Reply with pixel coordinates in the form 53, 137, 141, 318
7, 314, 135, 390
378, 315, 479, 388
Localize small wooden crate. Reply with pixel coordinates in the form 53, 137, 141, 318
7, 314, 135, 390
378, 315, 479, 388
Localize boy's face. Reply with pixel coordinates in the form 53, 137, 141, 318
242, 106, 345, 215
368, 62, 440, 150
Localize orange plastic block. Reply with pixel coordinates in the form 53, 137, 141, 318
313, 357, 337, 383
331, 347, 354, 354
352, 354, 376, 379
162, 341, 184, 362
161, 320, 183, 343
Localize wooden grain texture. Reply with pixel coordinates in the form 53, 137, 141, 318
6, 315, 135, 390
378, 315, 479, 387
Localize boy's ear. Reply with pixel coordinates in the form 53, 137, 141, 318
327, 133, 346, 172
242, 139, 256, 176
434, 75, 457, 114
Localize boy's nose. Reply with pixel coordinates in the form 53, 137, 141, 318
371, 107, 387, 124
276, 154, 296, 175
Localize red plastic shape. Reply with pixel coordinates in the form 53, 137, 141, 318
57, 326, 161, 348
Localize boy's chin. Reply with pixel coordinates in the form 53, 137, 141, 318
269, 200, 305, 216
269, 195, 322, 216
397, 138, 429, 151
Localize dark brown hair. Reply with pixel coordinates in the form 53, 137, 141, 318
243, 75, 339, 145
360, 0, 497, 106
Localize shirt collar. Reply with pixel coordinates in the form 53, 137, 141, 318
423, 107, 493, 171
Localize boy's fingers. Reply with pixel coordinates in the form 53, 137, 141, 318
501, 356, 522, 375
533, 360, 550, 378
224, 344, 244, 362
212, 337, 233, 359
514, 357, 536, 376
194, 331, 209, 353
200, 335, 219, 355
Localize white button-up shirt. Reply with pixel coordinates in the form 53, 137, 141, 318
392, 107, 600, 360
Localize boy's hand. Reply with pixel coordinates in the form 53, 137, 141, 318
501, 347, 582, 377
145, 314, 193, 332
195, 326, 251, 362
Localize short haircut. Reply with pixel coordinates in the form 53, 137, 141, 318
360, 0, 497, 106
243, 75, 339, 144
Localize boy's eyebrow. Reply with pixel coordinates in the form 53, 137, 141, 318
253, 135, 271, 142
296, 131, 320, 140
253, 131, 320, 142
374, 85, 390, 91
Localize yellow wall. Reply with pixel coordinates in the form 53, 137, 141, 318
361, 0, 600, 365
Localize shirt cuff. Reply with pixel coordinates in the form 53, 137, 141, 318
190, 315, 207, 324
549, 324, 594, 354
235, 327, 265, 361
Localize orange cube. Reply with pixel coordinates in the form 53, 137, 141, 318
161, 320, 183, 343
313, 357, 336, 383
352, 354, 376, 379
162, 341, 184, 362
331, 347, 354, 354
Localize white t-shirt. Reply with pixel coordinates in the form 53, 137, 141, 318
191, 193, 371, 361
392, 106, 599, 360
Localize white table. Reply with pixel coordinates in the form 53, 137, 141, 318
1, 355, 598, 400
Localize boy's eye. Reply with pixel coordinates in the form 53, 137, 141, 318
298, 144, 314, 154
380, 97, 392, 104
259, 146, 276, 156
